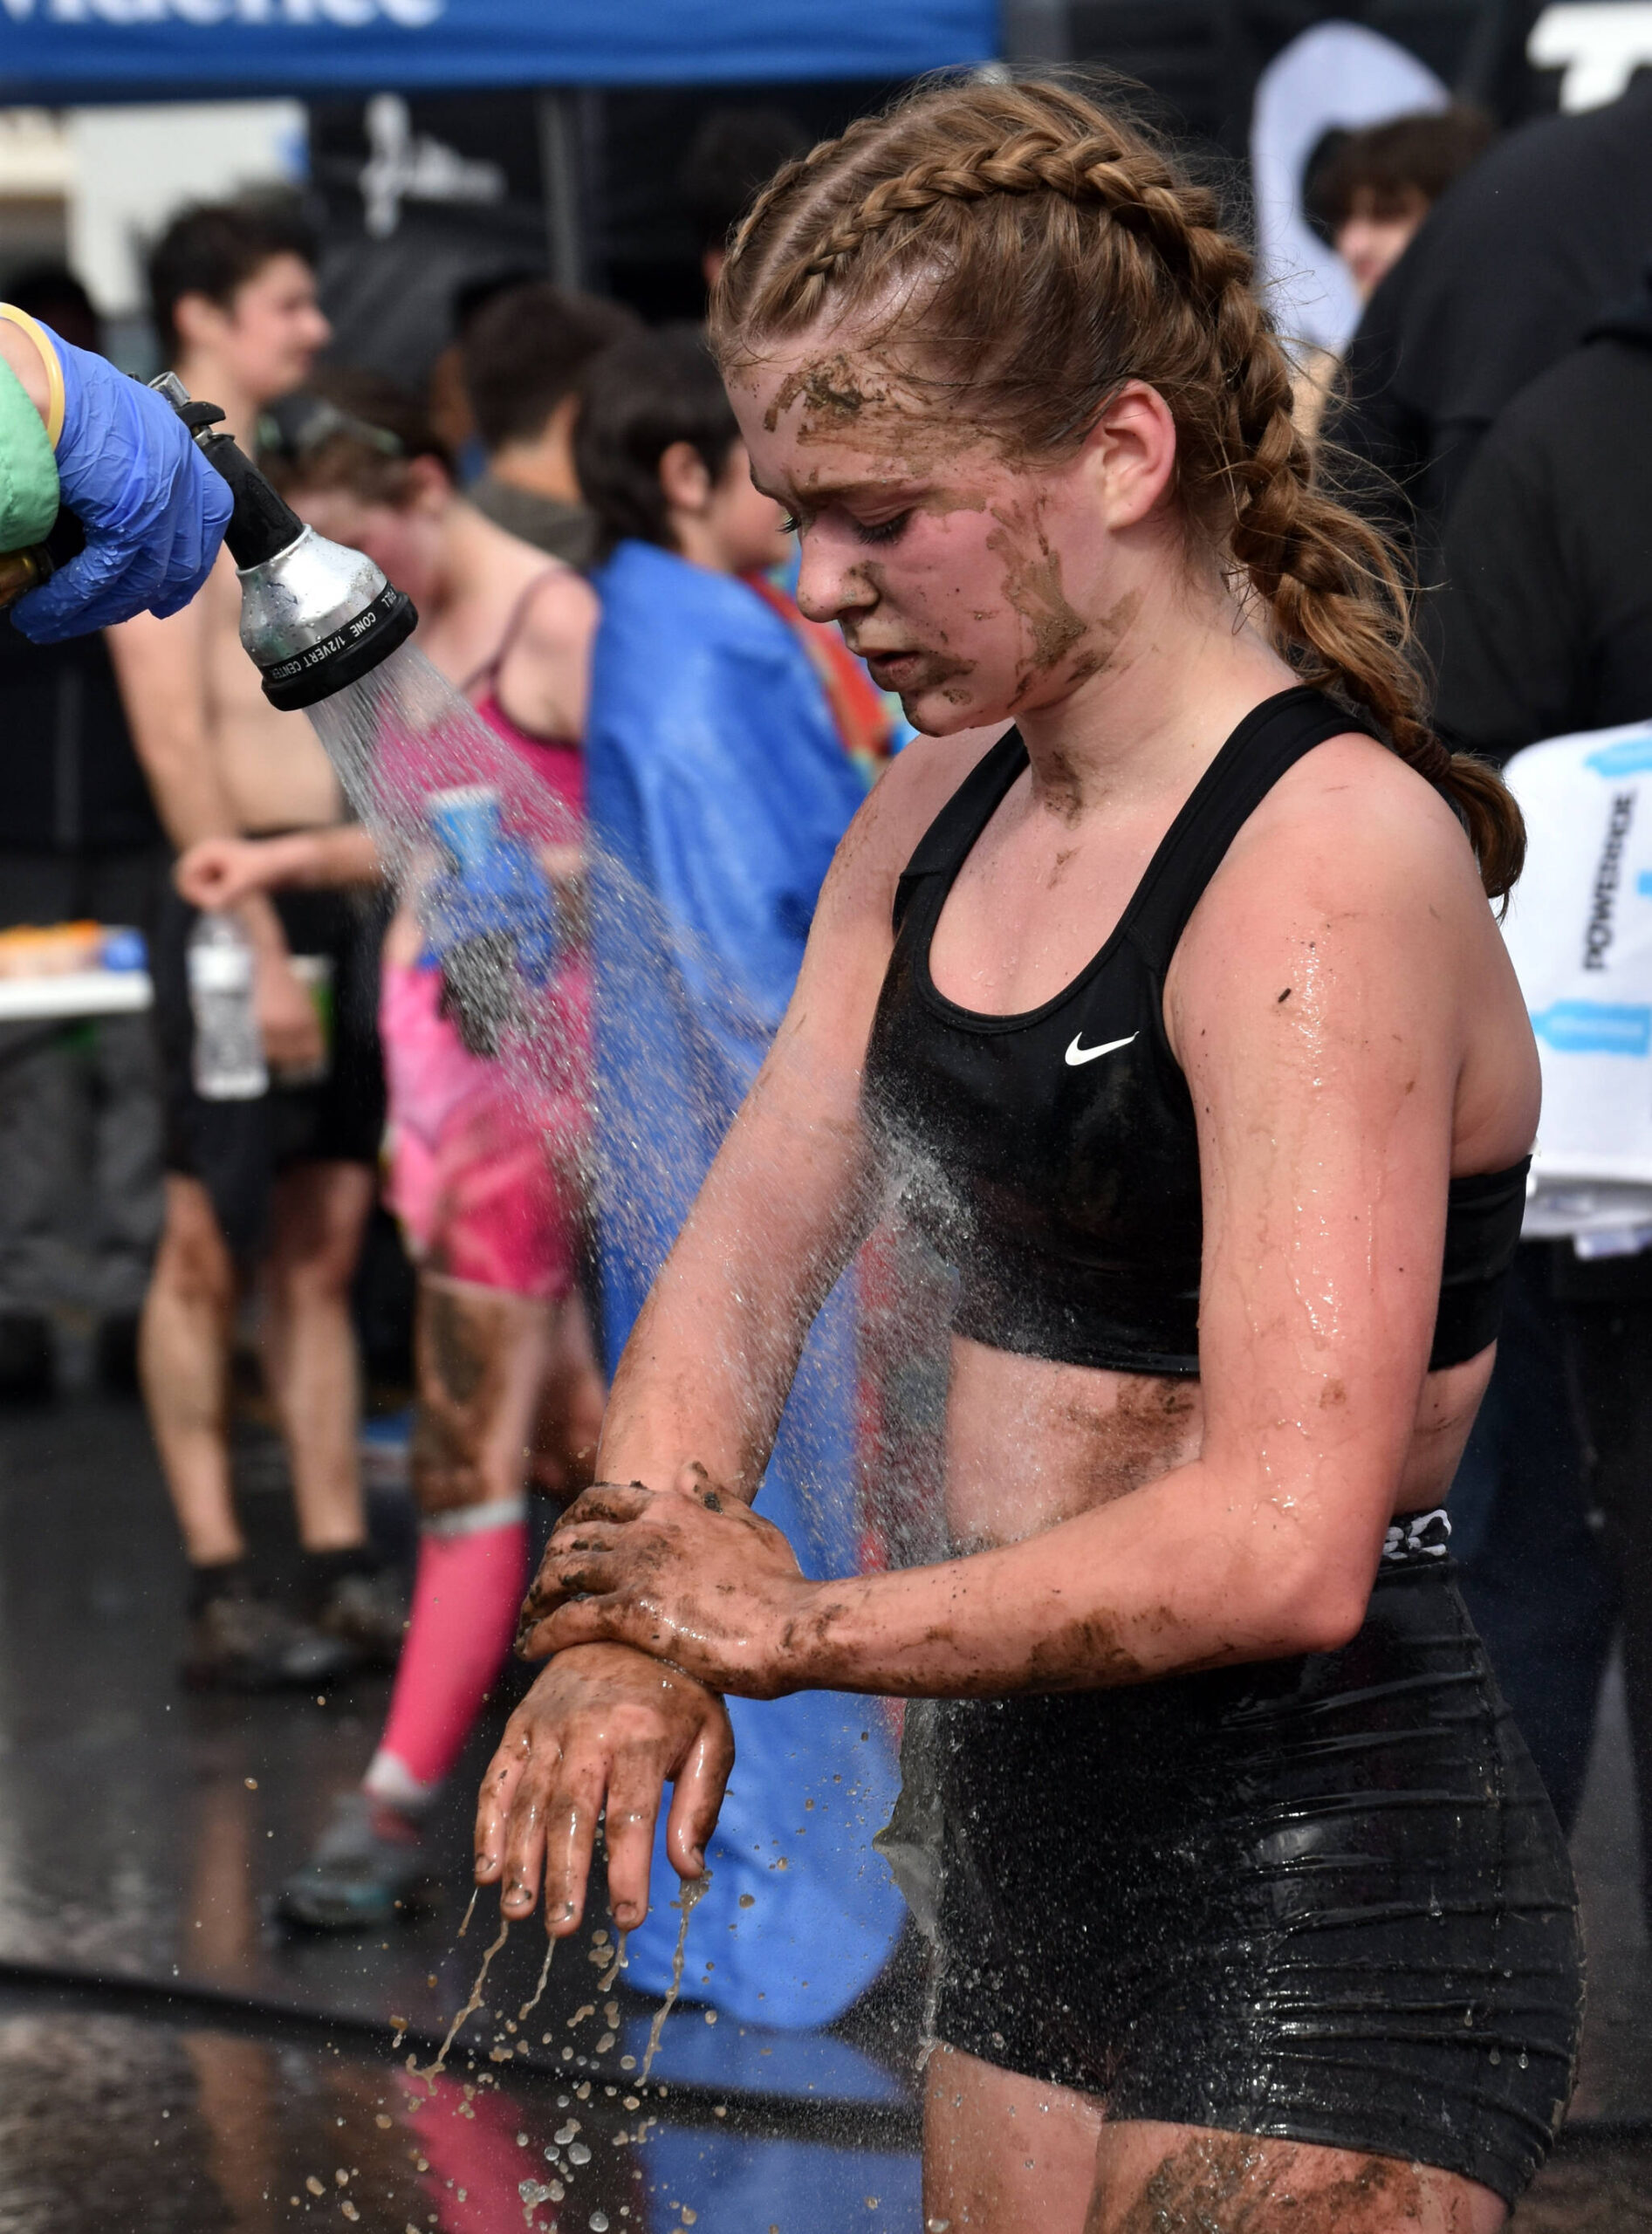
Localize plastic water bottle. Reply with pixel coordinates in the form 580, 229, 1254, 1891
187, 912, 268, 1100
422, 785, 559, 1057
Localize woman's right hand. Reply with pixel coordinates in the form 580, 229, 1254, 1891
474, 1641, 734, 1935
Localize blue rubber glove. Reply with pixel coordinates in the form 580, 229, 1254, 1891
10, 326, 231, 643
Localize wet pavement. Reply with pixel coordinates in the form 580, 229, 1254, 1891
0, 1394, 1647, 2228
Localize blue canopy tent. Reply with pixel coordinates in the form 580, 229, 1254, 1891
0, 0, 997, 99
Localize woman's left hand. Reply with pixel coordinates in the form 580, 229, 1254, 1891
516, 1464, 815, 1698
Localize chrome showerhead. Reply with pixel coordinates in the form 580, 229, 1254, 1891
152, 371, 417, 711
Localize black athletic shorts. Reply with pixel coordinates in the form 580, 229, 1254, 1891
153, 881, 387, 1263
926, 1534, 1583, 2205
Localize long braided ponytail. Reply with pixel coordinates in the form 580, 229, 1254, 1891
712, 78, 1523, 901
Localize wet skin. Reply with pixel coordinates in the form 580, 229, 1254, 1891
475, 332, 1536, 2228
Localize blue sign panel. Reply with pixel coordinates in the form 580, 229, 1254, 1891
0, 0, 997, 98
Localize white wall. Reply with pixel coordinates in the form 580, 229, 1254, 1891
66, 99, 307, 320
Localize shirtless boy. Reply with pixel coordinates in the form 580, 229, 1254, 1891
110, 200, 400, 1688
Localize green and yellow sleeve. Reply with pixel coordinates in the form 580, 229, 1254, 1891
0, 305, 63, 555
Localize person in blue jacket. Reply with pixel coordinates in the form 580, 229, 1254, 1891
566, 325, 905, 2029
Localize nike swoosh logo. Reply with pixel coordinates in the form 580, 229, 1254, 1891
1065, 1031, 1139, 1067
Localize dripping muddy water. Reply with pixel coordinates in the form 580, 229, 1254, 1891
296, 642, 942, 2199
639, 1874, 710, 2085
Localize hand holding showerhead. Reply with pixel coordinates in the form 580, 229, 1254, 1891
2, 322, 231, 641
149, 370, 417, 709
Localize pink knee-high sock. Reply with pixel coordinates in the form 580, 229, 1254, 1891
367, 1501, 528, 1806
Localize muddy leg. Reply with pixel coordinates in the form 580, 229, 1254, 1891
1086, 2123, 1508, 2234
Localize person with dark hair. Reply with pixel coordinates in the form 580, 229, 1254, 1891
680, 106, 809, 287
424, 266, 539, 475
145, 193, 321, 373
479, 80, 1577, 2225
175, 370, 604, 1923
679, 106, 809, 290
107, 201, 401, 1691
1304, 106, 1493, 303
552, 321, 906, 2024
459, 282, 640, 571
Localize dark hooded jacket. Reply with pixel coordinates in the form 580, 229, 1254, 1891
1433, 261, 1652, 768
1330, 75, 1652, 565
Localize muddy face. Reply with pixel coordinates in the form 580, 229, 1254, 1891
731, 333, 1150, 738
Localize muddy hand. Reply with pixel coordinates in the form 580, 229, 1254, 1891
474, 1641, 733, 1934
517, 1463, 813, 1697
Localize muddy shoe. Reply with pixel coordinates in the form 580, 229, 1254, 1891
182, 1592, 359, 1692
279, 1792, 430, 1929
315, 1566, 409, 1670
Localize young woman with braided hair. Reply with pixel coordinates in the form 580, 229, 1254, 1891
475, 79, 1580, 2229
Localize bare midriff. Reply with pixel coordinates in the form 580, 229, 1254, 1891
941, 1332, 1497, 1553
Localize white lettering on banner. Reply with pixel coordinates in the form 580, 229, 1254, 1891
0, 0, 442, 22
1531, 4, 1652, 110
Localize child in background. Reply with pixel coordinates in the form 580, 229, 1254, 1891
177, 374, 604, 1924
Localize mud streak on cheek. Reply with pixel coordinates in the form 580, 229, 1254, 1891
985, 510, 1088, 707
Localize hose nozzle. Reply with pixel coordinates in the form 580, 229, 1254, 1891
151, 372, 416, 710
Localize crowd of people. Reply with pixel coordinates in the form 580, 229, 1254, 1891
1, 59, 1651, 2226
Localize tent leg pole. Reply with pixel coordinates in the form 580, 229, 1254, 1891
537, 91, 585, 291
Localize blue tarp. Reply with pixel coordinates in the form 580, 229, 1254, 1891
585, 540, 905, 2027
0, 0, 997, 100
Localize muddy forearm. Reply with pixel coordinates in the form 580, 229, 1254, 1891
595, 1100, 868, 1504
768, 1462, 1374, 1699
596, 1268, 803, 1508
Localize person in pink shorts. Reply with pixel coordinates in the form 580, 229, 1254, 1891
178, 371, 605, 1922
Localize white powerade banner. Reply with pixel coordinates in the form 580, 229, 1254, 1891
1502, 718, 1652, 1243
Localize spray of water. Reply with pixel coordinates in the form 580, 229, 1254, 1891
305, 640, 953, 1573
305, 646, 955, 2119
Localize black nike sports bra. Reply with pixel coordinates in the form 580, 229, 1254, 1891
861, 685, 1528, 1378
